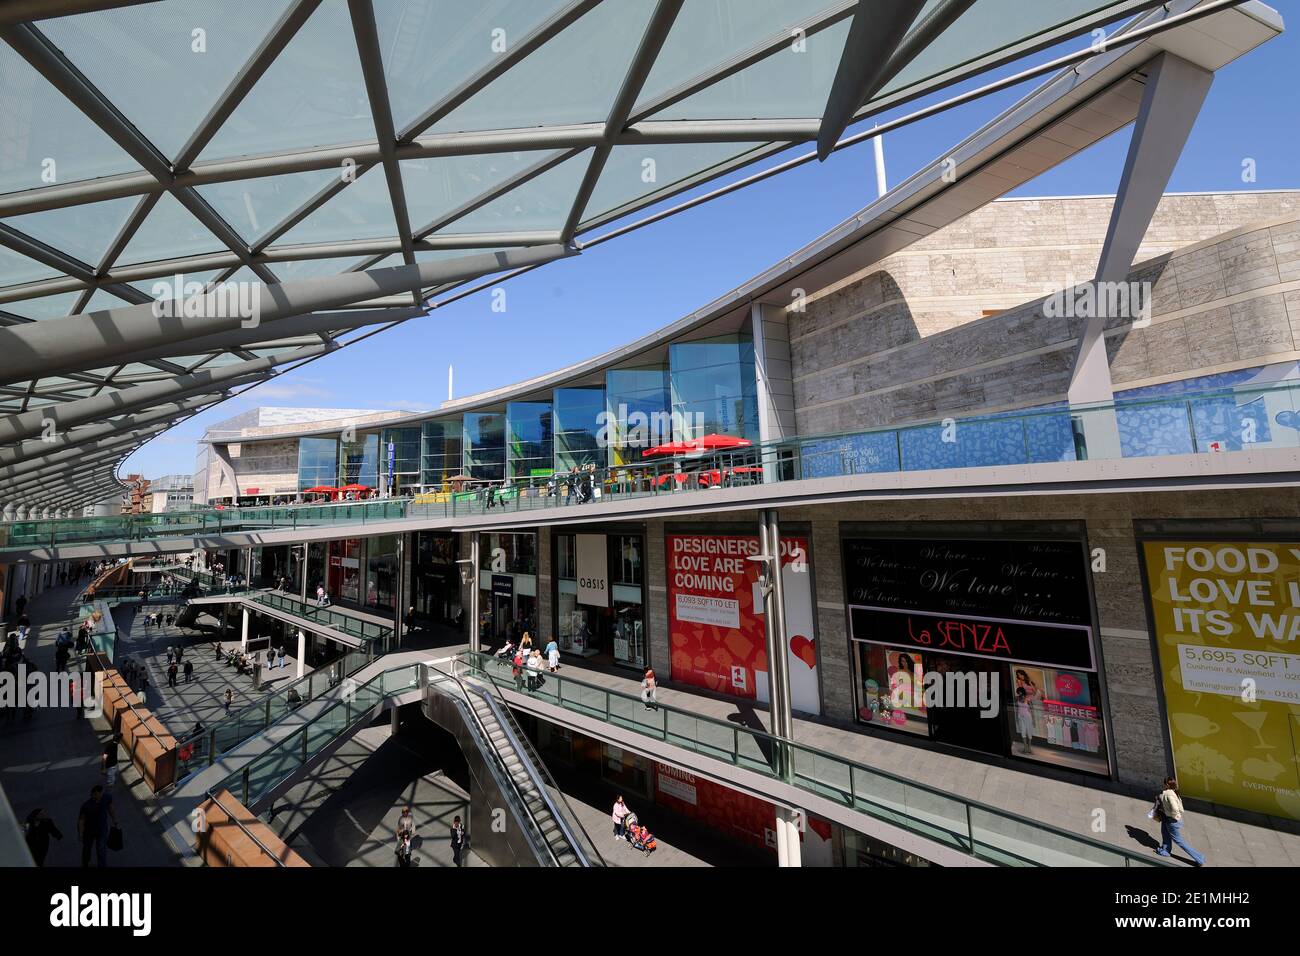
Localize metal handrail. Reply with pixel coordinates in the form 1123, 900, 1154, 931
221, 664, 416, 807
200, 787, 290, 867
460, 651, 1165, 867
5, 379, 1299, 553
424, 667, 561, 866
428, 660, 601, 867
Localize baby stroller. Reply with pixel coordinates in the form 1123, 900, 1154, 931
623, 813, 657, 854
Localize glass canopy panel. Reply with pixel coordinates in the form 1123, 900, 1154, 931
195, 167, 341, 247
637, 0, 844, 108
4, 196, 140, 269
583, 141, 766, 226
400, 151, 567, 232
374, 0, 572, 133
198, 0, 373, 162
654, 17, 848, 120
0, 245, 62, 287
270, 256, 370, 282
78, 288, 134, 315
276, 166, 397, 245
40, 0, 295, 161
871, 0, 1158, 104
127, 269, 224, 299
4, 291, 82, 321
0, 43, 141, 195
436, 150, 590, 234
116, 193, 225, 266
428, 0, 657, 133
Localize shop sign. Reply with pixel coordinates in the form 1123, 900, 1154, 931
1142, 540, 1300, 821
576, 533, 608, 607
848, 605, 1095, 670
491, 574, 513, 599
841, 536, 1092, 628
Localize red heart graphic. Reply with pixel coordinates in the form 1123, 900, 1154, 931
790, 635, 816, 669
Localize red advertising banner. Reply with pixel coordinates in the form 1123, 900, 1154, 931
652, 762, 834, 861
666, 533, 819, 713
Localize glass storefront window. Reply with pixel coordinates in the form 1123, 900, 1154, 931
554, 531, 645, 666
307, 541, 327, 595
328, 538, 362, 604
614, 534, 642, 586
556, 534, 576, 579
669, 334, 758, 441
479, 531, 537, 575
297, 436, 338, 491
364, 534, 399, 611
420, 418, 463, 488
506, 401, 553, 481
381, 426, 421, 496
844, 532, 1109, 776
339, 432, 379, 488
553, 387, 605, 471
613, 600, 645, 668
463, 412, 505, 482
414, 531, 458, 623
605, 366, 670, 466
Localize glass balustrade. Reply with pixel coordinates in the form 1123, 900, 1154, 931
6, 381, 1297, 551
458, 652, 1161, 867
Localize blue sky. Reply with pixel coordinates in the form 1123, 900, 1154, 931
127, 5, 1300, 478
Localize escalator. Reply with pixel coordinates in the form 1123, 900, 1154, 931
422, 662, 603, 868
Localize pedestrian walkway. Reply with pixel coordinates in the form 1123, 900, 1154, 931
0, 583, 178, 867
266, 724, 485, 868
545, 658, 1300, 868
114, 604, 311, 734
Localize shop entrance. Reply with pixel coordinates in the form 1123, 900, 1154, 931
924, 652, 1005, 754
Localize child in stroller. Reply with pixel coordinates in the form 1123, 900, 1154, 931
622, 812, 657, 853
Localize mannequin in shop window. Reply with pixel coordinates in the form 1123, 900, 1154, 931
1014, 669, 1039, 755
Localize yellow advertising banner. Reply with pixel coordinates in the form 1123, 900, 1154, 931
1143, 540, 1300, 820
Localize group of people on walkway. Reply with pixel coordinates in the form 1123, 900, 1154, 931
23, 781, 122, 868
394, 806, 466, 867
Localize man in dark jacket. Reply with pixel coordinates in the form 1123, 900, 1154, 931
450, 815, 466, 867
24, 808, 63, 866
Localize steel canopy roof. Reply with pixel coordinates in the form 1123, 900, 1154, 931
0, 0, 1240, 509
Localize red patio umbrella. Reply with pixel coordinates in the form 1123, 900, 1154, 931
337, 484, 371, 492
642, 434, 752, 457
303, 486, 337, 494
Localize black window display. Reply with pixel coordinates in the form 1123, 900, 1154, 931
844, 533, 1108, 777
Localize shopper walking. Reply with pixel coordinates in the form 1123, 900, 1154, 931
277, 645, 287, 670
641, 668, 658, 711
77, 785, 118, 868
545, 637, 560, 673
266, 649, 275, 671
1154, 777, 1206, 866
450, 815, 466, 867
24, 808, 63, 867
183, 659, 194, 684
167, 662, 178, 688
101, 733, 121, 788
612, 796, 630, 840
223, 688, 234, 713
